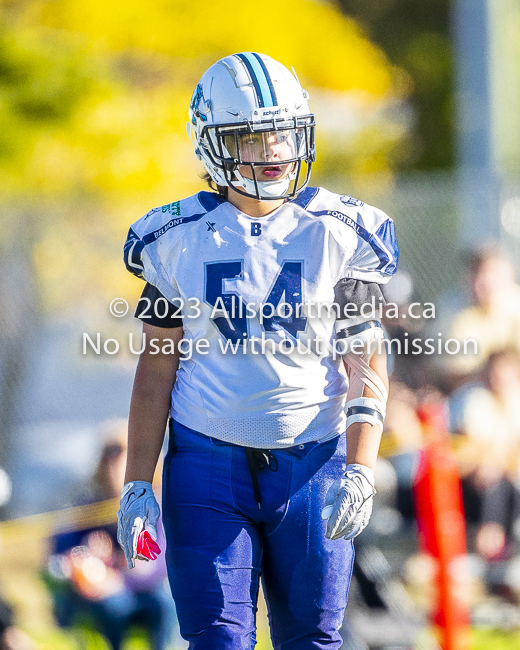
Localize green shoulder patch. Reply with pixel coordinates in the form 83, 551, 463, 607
161, 201, 181, 216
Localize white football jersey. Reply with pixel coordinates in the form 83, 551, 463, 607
124, 187, 398, 448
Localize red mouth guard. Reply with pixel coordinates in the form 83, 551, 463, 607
136, 530, 162, 560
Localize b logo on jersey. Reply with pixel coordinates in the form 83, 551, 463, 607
251, 222, 262, 237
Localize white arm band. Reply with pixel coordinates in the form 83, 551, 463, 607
346, 397, 386, 431
335, 319, 384, 356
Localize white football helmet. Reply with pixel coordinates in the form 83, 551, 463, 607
188, 52, 316, 200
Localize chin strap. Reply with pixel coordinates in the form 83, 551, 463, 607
233, 172, 291, 199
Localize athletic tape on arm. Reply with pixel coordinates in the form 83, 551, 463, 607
336, 319, 388, 427
344, 350, 388, 403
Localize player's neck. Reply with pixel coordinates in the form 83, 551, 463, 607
227, 188, 284, 218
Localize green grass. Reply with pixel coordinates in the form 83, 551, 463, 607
472, 628, 520, 650
31, 624, 274, 649
30, 626, 520, 650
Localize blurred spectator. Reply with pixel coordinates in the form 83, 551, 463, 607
0, 467, 12, 521
450, 350, 520, 561
444, 246, 520, 386
0, 595, 35, 650
44, 420, 178, 650
0, 564, 36, 650
0, 466, 35, 650
382, 382, 424, 524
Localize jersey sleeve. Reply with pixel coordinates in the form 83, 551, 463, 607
342, 208, 399, 284
123, 192, 225, 304
123, 212, 183, 304
304, 189, 399, 286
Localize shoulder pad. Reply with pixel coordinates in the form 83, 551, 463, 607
306, 188, 399, 281
124, 191, 225, 278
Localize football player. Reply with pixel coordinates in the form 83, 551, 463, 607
118, 52, 398, 649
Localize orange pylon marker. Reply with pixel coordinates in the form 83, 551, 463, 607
413, 402, 471, 650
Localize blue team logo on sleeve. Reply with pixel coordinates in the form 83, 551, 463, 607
341, 195, 364, 207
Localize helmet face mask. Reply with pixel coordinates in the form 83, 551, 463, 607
188, 53, 316, 201
203, 115, 315, 200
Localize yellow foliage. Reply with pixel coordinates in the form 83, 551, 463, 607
0, 0, 407, 311
25, 0, 395, 95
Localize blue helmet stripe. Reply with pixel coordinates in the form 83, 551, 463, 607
250, 53, 277, 107
236, 53, 265, 108
236, 52, 276, 108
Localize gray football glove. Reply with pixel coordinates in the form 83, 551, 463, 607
117, 480, 161, 568
321, 464, 376, 541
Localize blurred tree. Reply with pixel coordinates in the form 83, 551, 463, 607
1, 0, 409, 311
339, 0, 453, 171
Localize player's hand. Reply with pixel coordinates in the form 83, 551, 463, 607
321, 464, 376, 541
117, 481, 161, 568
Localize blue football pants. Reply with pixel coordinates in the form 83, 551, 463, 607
162, 421, 355, 650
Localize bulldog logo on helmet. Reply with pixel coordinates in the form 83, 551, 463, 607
190, 84, 208, 125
